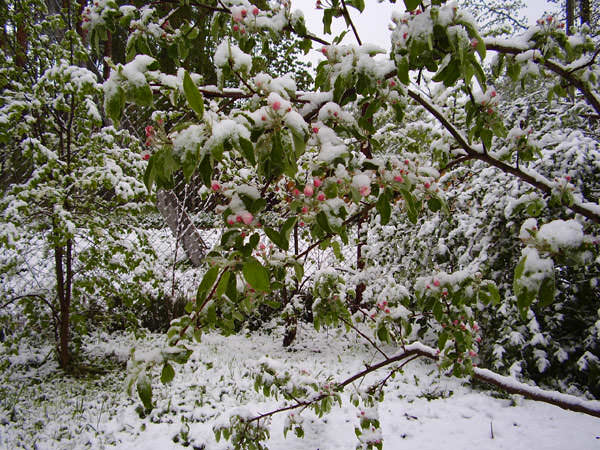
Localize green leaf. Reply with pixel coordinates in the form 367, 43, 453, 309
136, 374, 153, 411
479, 281, 501, 305
281, 216, 297, 240
427, 197, 442, 212
438, 330, 448, 350
160, 363, 175, 384
401, 190, 421, 224
397, 57, 410, 85
292, 132, 306, 157
129, 83, 153, 107
480, 128, 493, 151
403, 0, 421, 11
376, 190, 392, 225
514, 255, 527, 281
198, 154, 212, 187
243, 257, 270, 292
106, 85, 125, 125
538, 273, 555, 308
216, 271, 231, 298
265, 226, 288, 251
239, 137, 256, 165
294, 263, 304, 282
143, 153, 155, 191
183, 70, 204, 118
316, 211, 333, 234
433, 301, 443, 321
323, 9, 333, 34
347, 0, 365, 12
197, 266, 220, 303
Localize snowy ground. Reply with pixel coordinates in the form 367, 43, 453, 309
1, 324, 598, 449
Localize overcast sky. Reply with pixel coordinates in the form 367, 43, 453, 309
297, 0, 558, 66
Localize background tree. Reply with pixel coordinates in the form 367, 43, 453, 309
0, 0, 159, 369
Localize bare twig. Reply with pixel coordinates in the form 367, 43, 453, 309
339, 316, 389, 359
340, 0, 362, 46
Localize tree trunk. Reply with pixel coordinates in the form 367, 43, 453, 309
566, 0, 575, 35
54, 241, 71, 369
103, 30, 112, 81
156, 189, 206, 267
580, 0, 590, 25
15, 14, 27, 68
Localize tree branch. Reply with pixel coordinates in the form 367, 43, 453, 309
246, 342, 600, 426
339, 316, 389, 359
407, 88, 600, 224
486, 42, 600, 116
341, 0, 362, 46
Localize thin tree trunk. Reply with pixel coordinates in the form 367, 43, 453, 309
15, 14, 27, 68
566, 0, 575, 35
103, 30, 112, 81
580, 0, 590, 26
54, 242, 70, 368
156, 189, 206, 267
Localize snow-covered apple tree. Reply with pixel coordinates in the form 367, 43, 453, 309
86, 0, 599, 447
0, 0, 160, 368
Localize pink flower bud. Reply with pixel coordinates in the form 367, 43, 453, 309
394, 175, 404, 183
471, 39, 478, 48
301, 206, 308, 214
240, 211, 253, 225
304, 185, 314, 196
389, 80, 396, 87
293, 188, 300, 197
253, 7, 259, 16
424, 182, 431, 189
142, 153, 150, 160
359, 185, 371, 196
312, 127, 319, 134
272, 101, 281, 111
490, 90, 497, 98
433, 279, 440, 287
313, 178, 322, 187
241, 8, 247, 17
211, 181, 221, 191
227, 216, 235, 225
233, 24, 239, 32
317, 192, 325, 201
321, 46, 328, 55
145, 125, 154, 137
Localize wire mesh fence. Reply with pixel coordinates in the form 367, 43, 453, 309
0, 101, 361, 329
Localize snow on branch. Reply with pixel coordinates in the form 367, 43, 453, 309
473, 368, 600, 418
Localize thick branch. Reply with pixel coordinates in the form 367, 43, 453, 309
248, 342, 600, 425
407, 88, 600, 224
473, 368, 600, 418
486, 42, 600, 116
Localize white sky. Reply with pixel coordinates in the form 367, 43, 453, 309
296, 0, 557, 67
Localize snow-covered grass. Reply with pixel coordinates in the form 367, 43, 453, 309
1, 325, 598, 449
